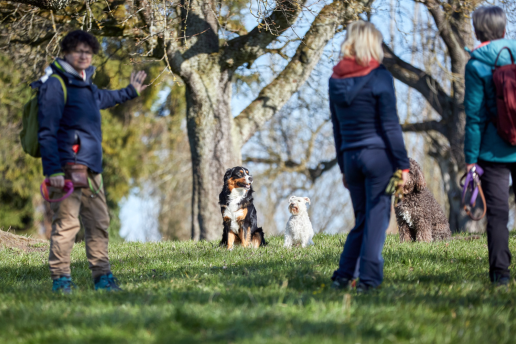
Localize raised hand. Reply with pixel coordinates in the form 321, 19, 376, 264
130, 71, 148, 95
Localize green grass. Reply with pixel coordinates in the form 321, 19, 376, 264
1, 234, 516, 344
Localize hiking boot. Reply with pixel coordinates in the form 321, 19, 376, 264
94, 273, 122, 291
330, 277, 352, 290
493, 274, 510, 287
356, 282, 375, 294
52, 276, 74, 294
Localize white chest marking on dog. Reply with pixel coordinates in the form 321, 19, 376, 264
223, 188, 247, 234
402, 210, 413, 228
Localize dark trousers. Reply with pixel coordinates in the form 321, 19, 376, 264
478, 160, 513, 281
332, 148, 395, 287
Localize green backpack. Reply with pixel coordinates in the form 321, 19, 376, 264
20, 74, 67, 158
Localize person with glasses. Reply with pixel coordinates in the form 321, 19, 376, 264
36, 30, 147, 293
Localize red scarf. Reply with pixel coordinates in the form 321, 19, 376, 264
331, 57, 380, 79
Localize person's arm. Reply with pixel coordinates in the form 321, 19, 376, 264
38, 77, 66, 178
96, 85, 139, 109
330, 99, 345, 174
96, 71, 148, 109
464, 61, 487, 165
375, 70, 410, 171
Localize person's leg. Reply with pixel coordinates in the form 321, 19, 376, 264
332, 149, 366, 281
357, 149, 394, 288
48, 188, 83, 279
80, 172, 111, 280
478, 160, 511, 282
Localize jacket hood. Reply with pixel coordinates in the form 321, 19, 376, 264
329, 65, 382, 106
470, 39, 516, 67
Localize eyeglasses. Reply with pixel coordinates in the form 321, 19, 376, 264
71, 50, 93, 57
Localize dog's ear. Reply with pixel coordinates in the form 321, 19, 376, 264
304, 197, 311, 205
223, 168, 233, 182
412, 161, 426, 191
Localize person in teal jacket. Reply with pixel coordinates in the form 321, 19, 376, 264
464, 6, 515, 286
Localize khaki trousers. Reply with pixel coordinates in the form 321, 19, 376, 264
48, 172, 111, 279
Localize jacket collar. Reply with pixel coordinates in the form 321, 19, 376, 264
51, 59, 96, 85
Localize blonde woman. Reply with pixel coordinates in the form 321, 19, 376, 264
329, 21, 409, 292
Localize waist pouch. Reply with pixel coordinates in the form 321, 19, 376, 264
64, 163, 88, 188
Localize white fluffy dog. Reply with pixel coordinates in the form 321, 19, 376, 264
284, 196, 314, 248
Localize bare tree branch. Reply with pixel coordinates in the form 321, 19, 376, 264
233, 0, 371, 145
402, 120, 444, 134
307, 158, 338, 181
221, 0, 309, 70
7, 0, 75, 10
244, 157, 338, 182
382, 42, 452, 119
424, 0, 471, 71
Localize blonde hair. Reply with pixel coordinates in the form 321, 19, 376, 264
341, 21, 384, 65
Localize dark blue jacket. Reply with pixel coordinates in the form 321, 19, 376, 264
36, 60, 139, 176
329, 65, 410, 172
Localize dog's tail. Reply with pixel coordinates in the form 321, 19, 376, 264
252, 227, 267, 247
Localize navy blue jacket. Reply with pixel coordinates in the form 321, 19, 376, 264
329, 65, 410, 172
36, 60, 139, 176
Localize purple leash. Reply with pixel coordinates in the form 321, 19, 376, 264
460, 164, 486, 221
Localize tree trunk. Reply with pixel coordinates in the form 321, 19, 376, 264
185, 60, 240, 241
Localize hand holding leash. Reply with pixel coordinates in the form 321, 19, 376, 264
48, 175, 65, 188
41, 179, 74, 203
386, 169, 405, 205
401, 170, 409, 188
461, 164, 486, 221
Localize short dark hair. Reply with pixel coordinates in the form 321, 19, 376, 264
473, 6, 506, 42
61, 30, 100, 54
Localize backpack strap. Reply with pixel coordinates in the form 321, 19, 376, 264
50, 74, 67, 104
494, 46, 515, 67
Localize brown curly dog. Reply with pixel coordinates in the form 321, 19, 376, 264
395, 158, 451, 242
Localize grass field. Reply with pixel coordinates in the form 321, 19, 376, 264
1, 233, 516, 344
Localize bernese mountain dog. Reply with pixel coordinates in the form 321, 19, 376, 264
219, 166, 267, 249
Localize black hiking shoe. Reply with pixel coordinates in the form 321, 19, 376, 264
356, 282, 376, 294
493, 274, 510, 287
330, 277, 352, 290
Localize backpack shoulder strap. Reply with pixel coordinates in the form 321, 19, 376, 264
494, 46, 515, 67
50, 74, 67, 104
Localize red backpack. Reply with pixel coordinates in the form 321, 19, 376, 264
492, 47, 516, 145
